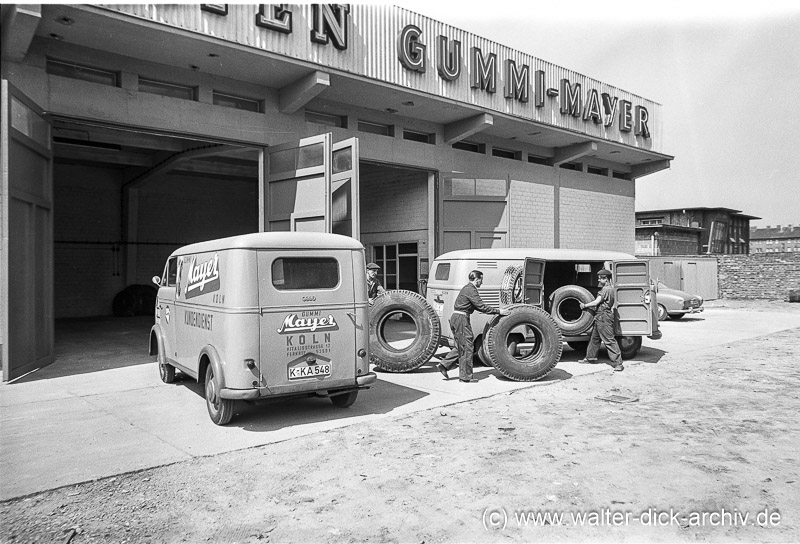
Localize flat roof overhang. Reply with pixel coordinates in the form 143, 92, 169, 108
30, 4, 672, 175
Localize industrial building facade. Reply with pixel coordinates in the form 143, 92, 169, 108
1, 4, 671, 380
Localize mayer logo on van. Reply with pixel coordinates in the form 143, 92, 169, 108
185, 253, 221, 299
277, 312, 339, 334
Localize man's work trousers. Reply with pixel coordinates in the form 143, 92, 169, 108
586, 310, 622, 366
440, 313, 474, 381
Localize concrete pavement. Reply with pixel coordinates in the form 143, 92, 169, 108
2, 305, 800, 500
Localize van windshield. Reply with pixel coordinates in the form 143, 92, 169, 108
271, 257, 339, 290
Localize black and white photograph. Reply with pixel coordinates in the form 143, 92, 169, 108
1, 1, 798, 542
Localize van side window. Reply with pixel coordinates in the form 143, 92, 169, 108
166, 257, 178, 287
272, 257, 339, 290
434, 263, 451, 281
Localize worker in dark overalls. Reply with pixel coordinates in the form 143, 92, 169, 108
437, 270, 509, 382
578, 269, 624, 372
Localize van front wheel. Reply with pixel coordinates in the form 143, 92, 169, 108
205, 366, 234, 425
330, 391, 358, 408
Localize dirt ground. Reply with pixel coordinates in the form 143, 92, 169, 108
2, 301, 800, 543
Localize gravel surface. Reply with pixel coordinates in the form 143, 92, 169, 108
2, 301, 799, 543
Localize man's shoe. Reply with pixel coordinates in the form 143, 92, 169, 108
437, 363, 449, 380
577, 358, 597, 364
613, 364, 624, 372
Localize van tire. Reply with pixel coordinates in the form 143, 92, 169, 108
483, 304, 563, 381
330, 391, 358, 408
616, 335, 643, 360
157, 343, 176, 384
369, 290, 441, 372
549, 285, 595, 334
205, 366, 234, 425
500, 266, 524, 305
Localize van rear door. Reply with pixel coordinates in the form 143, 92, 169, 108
258, 250, 358, 396
522, 258, 546, 307
612, 260, 653, 335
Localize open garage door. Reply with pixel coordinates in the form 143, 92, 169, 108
262, 134, 359, 239
1, 81, 54, 381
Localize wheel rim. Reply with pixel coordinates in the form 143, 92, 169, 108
206, 369, 220, 414
512, 277, 523, 303
657, 305, 667, 320
503, 326, 543, 362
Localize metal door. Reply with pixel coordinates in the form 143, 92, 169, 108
1, 81, 54, 381
522, 258, 546, 307
258, 250, 358, 396
612, 260, 652, 335
330, 138, 360, 239
155, 257, 178, 364
262, 134, 360, 239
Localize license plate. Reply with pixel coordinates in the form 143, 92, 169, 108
288, 363, 332, 380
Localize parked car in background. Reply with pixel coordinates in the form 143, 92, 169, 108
656, 281, 704, 321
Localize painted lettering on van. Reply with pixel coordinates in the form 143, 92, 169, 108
185, 253, 220, 299
277, 313, 339, 334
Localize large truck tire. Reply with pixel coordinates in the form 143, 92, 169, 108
369, 290, 441, 372
483, 304, 563, 382
549, 285, 595, 334
500, 265, 523, 305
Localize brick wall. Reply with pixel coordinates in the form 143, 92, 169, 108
360, 166, 428, 246
717, 253, 800, 300
509, 179, 554, 247
559, 188, 635, 252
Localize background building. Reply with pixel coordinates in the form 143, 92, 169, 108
1, 4, 671, 379
635, 207, 759, 256
750, 225, 800, 253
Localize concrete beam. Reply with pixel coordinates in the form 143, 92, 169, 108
279, 71, 330, 114
123, 144, 242, 189
549, 141, 597, 167
631, 159, 671, 179
0, 4, 41, 61
444, 113, 493, 144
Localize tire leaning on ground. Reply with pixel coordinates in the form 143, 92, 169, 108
205, 365, 234, 425
616, 335, 643, 360
549, 285, 595, 334
483, 304, 563, 382
369, 290, 441, 372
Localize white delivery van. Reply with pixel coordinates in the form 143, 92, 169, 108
150, 232, 376, 425
426, 248, 661, 380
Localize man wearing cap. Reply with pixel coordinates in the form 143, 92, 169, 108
366, 263, 385, 305
436, 270, 509, 382
578, 269, 624, 371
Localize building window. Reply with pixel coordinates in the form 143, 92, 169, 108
305, 110, 347, 128
140, 78, 194, 100
46, 59, 117, 86
491, 147, 521, 160
443, 178, 506, 197
612, 171, 631, 180
373, 242, 419, 292
403, 129, 435, 144
560, 162, 581, 171
640, 218, 664, 225
527, 155, 549, 166
358, 120, 394, 137
452, 141, 486, 154
213, 92, 261, 112
587, 166, 608, 176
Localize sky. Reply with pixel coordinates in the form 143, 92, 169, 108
399, 0, 800, 228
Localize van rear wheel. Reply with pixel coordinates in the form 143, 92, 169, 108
205, 366, 234, 425
330, 391, 358, 408
616, 335, 643, 360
